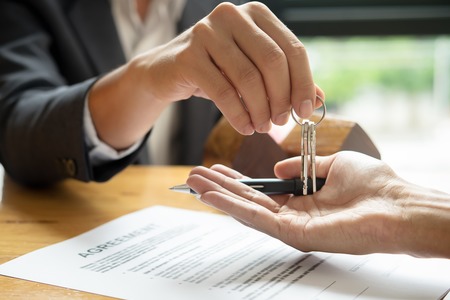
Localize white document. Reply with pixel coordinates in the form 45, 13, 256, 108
0, 206, 449, 300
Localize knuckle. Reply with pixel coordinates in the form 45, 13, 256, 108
210, 2, 239, 20
272, 96, 291, 109
298, 81, 316, 91
238, 67, 262, 85
214, 85, 238, 103
191, 20, 213, 40
251, 107, 270, 122
246, 1, 270, 14
263, 47, 286, 69
288, 40, 308, 58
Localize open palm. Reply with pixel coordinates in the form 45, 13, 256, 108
187, 151, 405, 255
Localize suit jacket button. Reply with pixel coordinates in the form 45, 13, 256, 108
62, 159, 77, 177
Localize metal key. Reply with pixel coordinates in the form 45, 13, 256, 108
300, 120, 317, 195
301, 119, 309, 195
292, 95, 326, 195
308, 121, 317, 193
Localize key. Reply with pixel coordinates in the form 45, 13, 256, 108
301, 120, 317, 195
301, 119, 309, 195
308, 121, 317, 193
291, 95, 326, 195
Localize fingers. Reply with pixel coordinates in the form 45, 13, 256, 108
200, 3, 283, 132
186, 44, 263, 135
187, 166, 281, 212
199, 188, 280, 238
240, 3, 316, 119
186, 2, 317, 135
225, 4, 291, 126
200, 20, 272, 133
315, 85, 326, 108
187, 166, 282, 238
209, 164, 249, 180
181, 36, 255, 135
274, 155, 337, 180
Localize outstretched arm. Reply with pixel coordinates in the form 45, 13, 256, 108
89, 2, 324, 150
187, 151, 450, 258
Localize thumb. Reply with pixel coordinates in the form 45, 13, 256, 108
274, 157, 301, 179
274, 154, 337, 179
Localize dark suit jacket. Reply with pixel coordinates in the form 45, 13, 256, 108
0, 0, 242, 186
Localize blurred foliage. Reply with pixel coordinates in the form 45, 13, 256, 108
302, 36, 436, 106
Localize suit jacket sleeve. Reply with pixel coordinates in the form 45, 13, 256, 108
0, 0, 145, 186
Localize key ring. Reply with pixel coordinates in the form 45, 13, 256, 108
290, 95, 326, 126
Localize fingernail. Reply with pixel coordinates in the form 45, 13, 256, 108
274, 111, 289, 125
242, 124, 255, 135
299, 100, 313, 119
257, 121, 272, 133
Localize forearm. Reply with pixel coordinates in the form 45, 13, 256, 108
395, 180, 450, 258
88, 57, 169, 150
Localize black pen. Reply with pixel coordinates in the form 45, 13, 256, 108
170, 177, 326, 196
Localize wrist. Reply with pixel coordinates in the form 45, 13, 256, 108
89, 60, 168, 150
394, 180, 450, 258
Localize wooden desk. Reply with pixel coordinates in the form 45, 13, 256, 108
0, 166, 217, 299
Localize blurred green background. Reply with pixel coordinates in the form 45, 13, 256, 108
304, 35, 450, 135
262, 0, 450, 189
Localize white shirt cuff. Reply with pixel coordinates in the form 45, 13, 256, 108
84, 96, 143, 166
